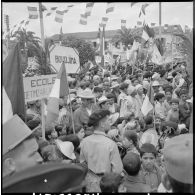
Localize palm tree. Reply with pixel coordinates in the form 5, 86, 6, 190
10, 28, 52, 75
111, 28, 141, 48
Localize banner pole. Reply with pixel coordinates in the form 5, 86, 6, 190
41, 98, 46, 140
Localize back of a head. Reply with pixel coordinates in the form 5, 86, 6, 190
100, 172, 123, 192
144, 115, 153, 125
122, 152, 141, 176
124, 130, 138, 147
58, 134, 80, 149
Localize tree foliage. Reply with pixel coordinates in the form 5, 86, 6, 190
61, 36, 96, 67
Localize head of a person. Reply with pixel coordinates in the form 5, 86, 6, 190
3, 135, 43, 177
88, 109, 111, 132
154, 93, 165, 103
98, 96, 110, 110
165, 88, 173, 101
119, 83, 129, 94
123, 152, 141, 176
144, 115, 153, 127
162, 134, 193, 193
100, 173, 126, 193
132, 78, 139, 86
81, 98, 94, 108
127, 86, 137, 97
136, 84, 143, 95
170, 98, 179, 111
140, 143, 157, 172
93, 86, 103, 98
123, 130, 138, 149
152, 81, 160, 93
106, 93, 115, 105
179, 89, 188, 102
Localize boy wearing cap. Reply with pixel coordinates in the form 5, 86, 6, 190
161, 134, 193, 193
166, 98, 179, 123
139, 143, 162, 192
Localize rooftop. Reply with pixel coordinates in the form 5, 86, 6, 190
50, 24, 184, 41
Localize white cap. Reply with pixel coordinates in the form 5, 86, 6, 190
135, 84, 143, 91
56, 140, 76, 160
98, 96, 108, 105
152, 80, 160, 87
152, 72, 160, 80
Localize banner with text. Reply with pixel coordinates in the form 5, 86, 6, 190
23, 74, 57, 102
50, 45, 80, 73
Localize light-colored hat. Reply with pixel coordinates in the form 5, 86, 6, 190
56, 140, 76, 160
3, 115, 34, 155
98, 96, 109, 105
127, 86, 136, 95
143, 80, 150, 89
135, 84, 143, 91
124, 79, 132, 85
163, 134, 193, 184
139, 129, 158, 147
78, 89, 95, 99
110, 75, 118, 81
152, 72, 160, 80
108, 113, 119, 126
93, 75, 100, 80
110, 81, 120, 89
152, 80, 160, 87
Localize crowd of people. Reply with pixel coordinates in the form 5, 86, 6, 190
3, 60, 193, 193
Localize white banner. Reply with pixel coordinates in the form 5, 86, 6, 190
50, 45, 80, 73
23, 74, 57, 102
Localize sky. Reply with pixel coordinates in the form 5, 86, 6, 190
2, 2, 193, 38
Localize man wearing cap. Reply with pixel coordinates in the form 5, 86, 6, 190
3, 115, 43, 178
160, 134, 193, 193
98, 96, 110, 110
74, 89, 96, 131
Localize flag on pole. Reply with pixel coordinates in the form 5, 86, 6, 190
3, 43, 25, 123
79, 14, 87, 25
121, 19, 126, 28
137, 21, 142, 26
151, 43, 163, 65
41, 4, 47, 12
164, 24, 169, 31
84, 2, 94, 17
27, 6, 38, 19
141, 82, 154, 116
55, 10, 65, 23
106, 3, 115, 14
131, 2, 138, 7
142, 29, 150, 41
25, 20, 30, 26
151, 22, 155, 27
46, 62, 69, 127
20, 20, 25, 24
139, 3, 149, 17
101, 17, 109, 26
131, 40, 140, 51
46, 6, 58, 16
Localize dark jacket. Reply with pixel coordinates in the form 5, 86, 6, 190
124, 173, 152, 192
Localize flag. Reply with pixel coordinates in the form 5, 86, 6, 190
164, 24, 169, 31
143, 23, 155, 38
131, 40, 140, 51
67, 4, 74, 8
3, 43, 25, 123
141, 3, 149, 15
131, 2, 138, 7
173, 25, 178, 31
106, 2, 115, 14
84, 2, 94, 17
79, 14, 87, 25
41, 4, 47, 12
142, 29, 150, 41
46, 6, 58, 16
151, 43, 163, 65
137, 21, 142, 26
27, 6, 38, 19
20, 20, 25, 24
55, 10, 64, 23
141, 82, 154, 116
101, 17, 109, 26
121, 19, 126, 28
25, 20, 30, 26
151, 22, 155, 27
46, 62, 69, 127
139, 3, 149, 17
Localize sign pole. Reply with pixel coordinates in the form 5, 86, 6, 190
39, 2, 46, 139
41, 98, 46, 140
